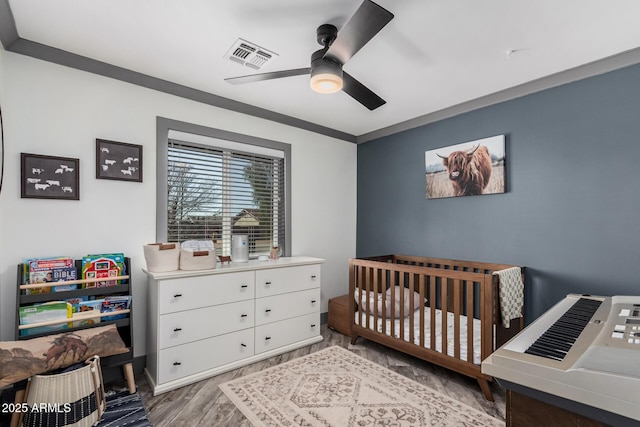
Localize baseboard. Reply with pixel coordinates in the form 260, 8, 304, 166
320, 311, 328, 325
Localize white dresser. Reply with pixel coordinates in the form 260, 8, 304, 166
144, 256, 324, 395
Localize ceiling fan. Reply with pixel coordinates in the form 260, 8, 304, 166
224, 0, 394, 110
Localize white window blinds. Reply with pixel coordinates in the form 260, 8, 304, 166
167, 138, 285, 258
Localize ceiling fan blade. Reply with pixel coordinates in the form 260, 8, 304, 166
342, 72, 385, 110
324, 0, 394, 65
225, 68, 311, 85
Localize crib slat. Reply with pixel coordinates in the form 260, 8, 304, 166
372, 266, 379, 321
363, 266, 369, 330
453, 279, 461, 360
381, 267, 388, 334
359, 265, 368, 330
401, 274, 407, 320
369, 267, 375, 329
441, 277, 448, 356
466, 280, 475, 363
355, 264, 360, 327
481, 275, 493, 359
430, 276, 436, 351
399, 277, 405, 341
409, 273, 415, 344
409, 274, 417, 342
390, 269, 396, 337
419, 274, 426, 348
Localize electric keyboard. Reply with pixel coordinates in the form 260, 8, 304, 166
482, 294, 640, 422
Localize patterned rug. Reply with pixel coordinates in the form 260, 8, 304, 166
219, 346, 504, 426
98, 390, 152, 426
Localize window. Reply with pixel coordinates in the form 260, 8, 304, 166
156, 118, 291, 258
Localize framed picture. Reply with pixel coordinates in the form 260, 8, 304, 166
96, 139, 143, 182
425, 135, 506, 199
21, 153, 80, 200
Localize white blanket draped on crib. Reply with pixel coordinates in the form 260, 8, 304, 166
355, 308, 482, 365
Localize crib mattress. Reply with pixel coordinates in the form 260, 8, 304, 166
355, 308, 482, 365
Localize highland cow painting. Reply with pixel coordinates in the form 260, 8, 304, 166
425, 135, 505, 199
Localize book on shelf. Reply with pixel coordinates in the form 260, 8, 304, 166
19, 301, 72, 336
22, 257, 77, 294
77, 299, 103, 314
82, 253, 126, 288
101, 296, 131, 321
65, 296, 88, 313
76, 296, 131, 321
74, 299, 103, 327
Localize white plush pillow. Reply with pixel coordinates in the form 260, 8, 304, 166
385, 286, 425, 317
354, 286, 425, 318
354, 288, 387, 316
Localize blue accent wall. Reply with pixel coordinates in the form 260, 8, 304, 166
357, 63, 640, 323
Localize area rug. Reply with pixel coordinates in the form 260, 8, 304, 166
98, 390, 152, 426
219, 346, 503, 426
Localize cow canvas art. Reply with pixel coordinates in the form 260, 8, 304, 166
425, 135, 506, 199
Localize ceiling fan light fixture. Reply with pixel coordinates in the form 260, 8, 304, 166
310, 72, 343, 93
310, 51, 343, 94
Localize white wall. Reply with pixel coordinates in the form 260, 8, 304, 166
0, 48, 357, 356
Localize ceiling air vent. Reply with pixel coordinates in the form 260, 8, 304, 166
225, 38, 278, 70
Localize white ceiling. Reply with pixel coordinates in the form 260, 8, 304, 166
5, 0, 640, 140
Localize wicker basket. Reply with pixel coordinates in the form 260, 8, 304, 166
143, 243, 180, 272
21, 355, 105, 427
179, 249, 216, 270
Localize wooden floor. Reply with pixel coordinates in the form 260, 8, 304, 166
128, 325, 507, 426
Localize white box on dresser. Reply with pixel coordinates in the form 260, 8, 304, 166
144, 256, 324, 395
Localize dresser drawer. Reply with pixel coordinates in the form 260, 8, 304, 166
255, 288, 320, 326
158, 328, 254, 384
255, 264, 321, 298
159, 271, 254, 314
159, 299, 254, 349
255, 312, 320, 354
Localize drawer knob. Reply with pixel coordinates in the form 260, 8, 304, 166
173, 327, 182, 332
311, 300, 317, 303
241, 343, 247, 347
265, 309, 272, 313
311, 324, 317, 328
173, 362, 181, 366
265, 336, 271, 340
241, 284, 248, 288
311, 275, 317, 279
265, 281, 272, 286
241, 314, 248, 318
173, 293, 183, 298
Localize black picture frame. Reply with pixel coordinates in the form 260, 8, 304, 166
21, 153, 80, 200
96, 139, 143, 182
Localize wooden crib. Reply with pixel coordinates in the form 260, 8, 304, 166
348, 255, 525, 401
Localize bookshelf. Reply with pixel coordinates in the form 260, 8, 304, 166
15, 258, 135, 393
